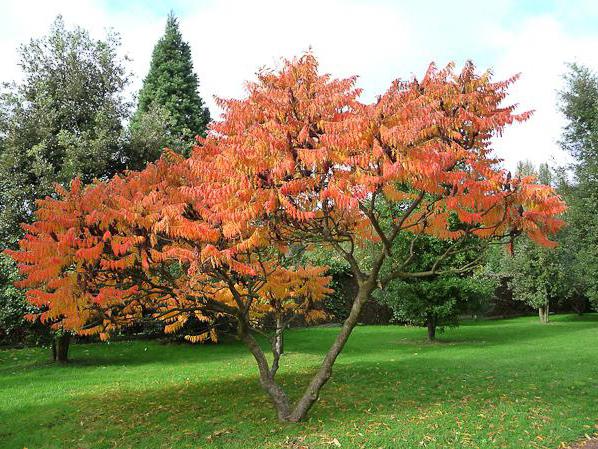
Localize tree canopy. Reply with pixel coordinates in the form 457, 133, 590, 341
7, 54, 565, 421
129, 12, 210, 160
0, 16, 131, 249
376, 235, 494, 339
559, 64, 598, 310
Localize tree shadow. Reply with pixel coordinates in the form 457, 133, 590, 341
287, 314, 598, 358
2, 347, 596, 449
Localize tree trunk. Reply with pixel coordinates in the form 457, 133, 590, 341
237, 320, 292, 421
274, 315, 284, 356
286, 281, 374, 422
240, 281, 374, 422
538, 303, 549, 324
54, 334, 71, 363
269, 315, 285, 378
426, 316, 436, 341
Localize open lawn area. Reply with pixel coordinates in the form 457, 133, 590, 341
1, 314, 596, 449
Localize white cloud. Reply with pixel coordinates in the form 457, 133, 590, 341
482, 16, 598, 170
0, 0, 162, 101
180, 0, 413, 112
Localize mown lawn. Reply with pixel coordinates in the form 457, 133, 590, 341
1, 314, 596, 449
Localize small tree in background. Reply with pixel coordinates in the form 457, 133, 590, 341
488, 162, 573, 323
382, 275, 493, 341
129, 12, 210, 161
376, 236, 494, 340
502, 236, 567, 323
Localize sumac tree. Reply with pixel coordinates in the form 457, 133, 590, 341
7, 54, 565, 421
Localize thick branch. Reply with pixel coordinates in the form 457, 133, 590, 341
287, 280, 376, 421
237, 318, 291, 421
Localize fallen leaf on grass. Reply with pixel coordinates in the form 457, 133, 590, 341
205, 428, 232, 441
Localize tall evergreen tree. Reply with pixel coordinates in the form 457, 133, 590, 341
558, 64, 598, 310
129, 13, 210, 162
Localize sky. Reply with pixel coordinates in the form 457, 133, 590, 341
1, 0, 598, 170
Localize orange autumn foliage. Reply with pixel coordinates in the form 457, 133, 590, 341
206, 55, 564, 256
7, 53, 564, 347
6, 53, 567, 422
7, 151, 332, 340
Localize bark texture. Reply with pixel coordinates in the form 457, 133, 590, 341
427, 316, 437, 341
539, 303, 550, 324
53, 334, 71, 363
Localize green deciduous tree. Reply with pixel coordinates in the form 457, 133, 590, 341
502, 237, 567, 323
130, 12, 210, 159
376, 235, 494, 340
559, 63, 598, 311
0, 16, 131, 248
382, 275, 493, 340
487, 162, 573, 323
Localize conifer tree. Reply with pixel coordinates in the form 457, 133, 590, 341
129, 13, 210, 162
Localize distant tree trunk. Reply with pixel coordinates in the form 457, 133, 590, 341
571, 296, 586, 315
274, 315, 284, 356
426, 315, 437, 341
538, 303, 549, 324
53, 334, 71, 363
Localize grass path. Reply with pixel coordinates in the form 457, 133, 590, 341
1, 314, 597, 448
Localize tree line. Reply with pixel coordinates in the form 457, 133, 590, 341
1, 12, 597, 362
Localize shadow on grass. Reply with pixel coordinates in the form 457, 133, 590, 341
0, 337, 248, 376
2, 345, 596, 449
291, 313, 598, 356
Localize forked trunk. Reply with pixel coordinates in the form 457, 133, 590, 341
237, 320, 292, 420
241, 281, 374, 422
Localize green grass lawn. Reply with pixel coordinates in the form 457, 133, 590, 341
1, 314, 596, 449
